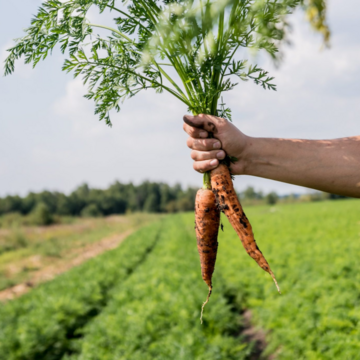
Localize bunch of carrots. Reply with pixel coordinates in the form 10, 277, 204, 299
187, 117, 280, 323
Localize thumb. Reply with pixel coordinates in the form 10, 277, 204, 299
183, 114, 220, 134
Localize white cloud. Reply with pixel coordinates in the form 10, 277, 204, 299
52, 77, 106, 139
52, 76, 187, 140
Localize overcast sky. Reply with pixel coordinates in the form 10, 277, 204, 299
0, 0, 359, 197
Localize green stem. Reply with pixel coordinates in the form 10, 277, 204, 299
200, 0, 209, 58
166, 50, 196, 102
153, 61, 188, 99
135, 0, 198, 106
203, 172, 211, 190
137, 0, 158, 25
209, 9, 225, 116
88, 24, 133, 42
79, 61, 191, 106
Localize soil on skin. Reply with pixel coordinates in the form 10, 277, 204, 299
0, 229, 134, 302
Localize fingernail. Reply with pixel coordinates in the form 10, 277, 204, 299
217, 151, 225, 159
199, 131, 207, 138
213, 142, 221, 149
210, 159, 218, 166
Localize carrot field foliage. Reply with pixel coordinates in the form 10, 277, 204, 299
0, 200, 359, 359
0, 222, 163, 360
215, 199, 360, 360
0, 215, 253, 360
5, 0, 329, 125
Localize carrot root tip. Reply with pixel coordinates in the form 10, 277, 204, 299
269, 270, 281, 294
200, 286, 212, 324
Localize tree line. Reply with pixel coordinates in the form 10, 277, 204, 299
0, 182, 199, 220
0, 181, 346, 226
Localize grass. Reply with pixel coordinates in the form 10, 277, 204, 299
0, 213, 159, 291
0, 200, 359, 359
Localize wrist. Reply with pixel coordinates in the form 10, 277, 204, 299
239, 135, 256, 175
229, 133, 253, 176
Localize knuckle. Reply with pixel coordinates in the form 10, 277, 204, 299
190, 151, 197, 160
193, 139, 203, 149
209, 150, 217, 158
189, 127, 198, 137
186, 137, 193, 149
205, 140, 215, 150
211, 139, 221, 149
193, 162, 201, 172
184, 123, 195, 136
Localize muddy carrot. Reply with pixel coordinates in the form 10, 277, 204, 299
195, 173, 220, 323
210, 164, 280, 293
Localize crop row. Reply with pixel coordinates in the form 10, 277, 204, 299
1, 200, 359, 360
0, 221, 163, 360
62, 214, 252, 360
216, 200, 360, 360
0, 214, 255, 360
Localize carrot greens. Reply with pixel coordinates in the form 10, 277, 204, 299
4, 0, 329, 124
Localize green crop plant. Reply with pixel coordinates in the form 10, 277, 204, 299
4, 0, 329, 125
0, 222, 162, 360
1, 200, 359, 359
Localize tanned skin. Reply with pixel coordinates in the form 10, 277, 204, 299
183, 114, 360, 198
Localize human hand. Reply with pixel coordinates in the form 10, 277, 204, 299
183, 114, 249, 175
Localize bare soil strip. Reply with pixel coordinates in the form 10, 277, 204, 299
240, 309, 279, 360
0, 229, 134, 302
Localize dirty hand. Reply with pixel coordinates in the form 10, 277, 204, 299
183, 114, 249, 175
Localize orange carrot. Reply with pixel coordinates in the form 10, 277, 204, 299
195, 175, 220, 323
211, 164, 280, 293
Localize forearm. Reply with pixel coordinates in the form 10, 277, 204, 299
243, 136, 360, 198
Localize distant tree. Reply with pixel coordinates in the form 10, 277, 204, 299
243, 186, 257, 200
0, 195, 23, 215
173, 184, 183, 200
176, 197, 194, 212
329, 193, 348, 200
31, 202, 53, 226
266, 192, 279, 205
81, 204, 102, 217
56, 193, 72, 215
308, 191, 331, 201
165, 201, 178, 213
241, 186, 263, 200
36, 191, 58, 213
143, 193, 159, 213
125, 183, 139, 212
257, 190, 264, 200
159, 184, 174, 213
22, 193, 37, 214
74, 183, 90, 198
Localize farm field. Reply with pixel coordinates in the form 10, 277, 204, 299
0, 199, 359, 360
0, 213, 158, 294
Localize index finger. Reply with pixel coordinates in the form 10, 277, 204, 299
183, 122, 208, 139
183, 114, 219, 134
